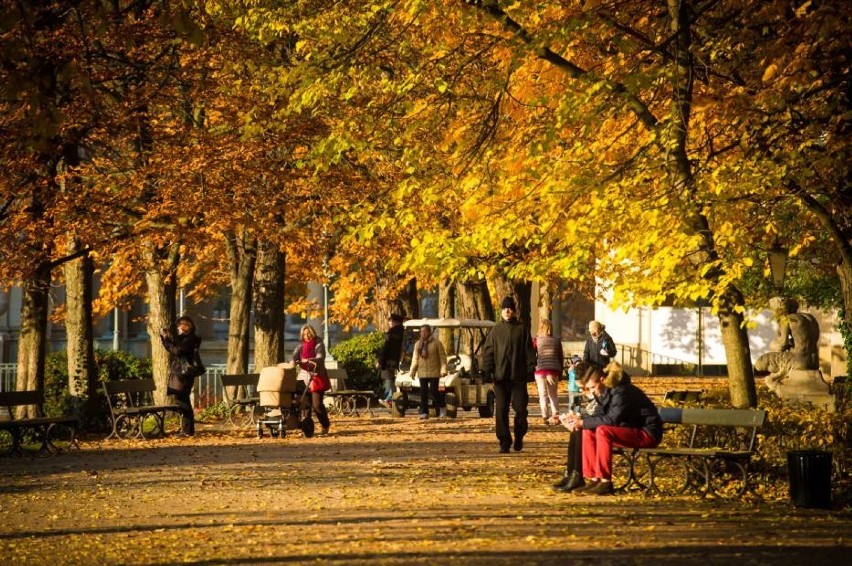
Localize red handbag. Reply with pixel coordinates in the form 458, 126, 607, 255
310, 372, 331, 393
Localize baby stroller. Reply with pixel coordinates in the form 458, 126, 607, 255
256, 363, 315, 439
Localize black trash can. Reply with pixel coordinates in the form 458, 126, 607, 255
787, 450, 832, 509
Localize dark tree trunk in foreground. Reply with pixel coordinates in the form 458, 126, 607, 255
253, 241, 285, 371
14, 263, 51, 418
225, 232, 256, 376
64, 240, 97, 420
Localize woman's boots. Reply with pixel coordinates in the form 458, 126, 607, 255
552, 469, 585, 493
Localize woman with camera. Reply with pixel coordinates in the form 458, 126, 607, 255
159, 316, 202, 437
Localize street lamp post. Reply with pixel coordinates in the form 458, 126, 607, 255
768, 242, 788, 293
767, 242, 792, 352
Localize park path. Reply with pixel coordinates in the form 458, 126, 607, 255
1, 410, 850, 565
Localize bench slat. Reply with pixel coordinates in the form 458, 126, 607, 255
221, 374, 260, 387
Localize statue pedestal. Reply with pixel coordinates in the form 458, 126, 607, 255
775, 369, 835, 412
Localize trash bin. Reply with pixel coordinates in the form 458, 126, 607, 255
787, 450, 832, 509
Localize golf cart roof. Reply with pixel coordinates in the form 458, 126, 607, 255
403, 318, 495, 329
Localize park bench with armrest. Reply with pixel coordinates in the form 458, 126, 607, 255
325, 368, 376, 417
221, 373, 260, 427
0, 390, 78, 456
616, 407, 767, 498
103, 379, 181, 440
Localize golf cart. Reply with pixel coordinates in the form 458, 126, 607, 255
391, 318, 495, 418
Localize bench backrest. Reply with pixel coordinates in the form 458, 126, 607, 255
0, 390, 45, 419
680, 408, 766, 427
669, 408, 767, 453
327, 368, 349, 391
221, 374, 259, 404
102, 379, 158, 413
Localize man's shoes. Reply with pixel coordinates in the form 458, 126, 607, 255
584, 480, 615, 496
499, 444, 511, 454
419, 413, 429, 420
317, 427, 330, 436
572, 479, 600, 495
513, 437, 523, 452
176, 431, 194, 438
553, 471, 584, 493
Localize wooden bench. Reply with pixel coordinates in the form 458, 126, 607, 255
324, 368, 376, 417
616, 407, 767, 498
662, 389, 703, 405
0, 391, 78, 456
103, 379, 182, 440
220, 373, 260, 427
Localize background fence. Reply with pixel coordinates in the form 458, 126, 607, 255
0, 362, 229, 409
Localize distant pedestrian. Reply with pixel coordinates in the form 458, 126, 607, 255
408, 324, 448, 419
481, 296, 537, 453
377, 313, 405, 408
533, 319, 563, 425
292, 324, 332, 436
160, 316, 202, 437
583, 320, 617, 369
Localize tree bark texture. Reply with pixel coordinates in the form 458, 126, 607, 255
253, 241, 285, 371
225, 232, 256, 376
456, 280, 494, 322
144, 245, 179, 405
14, 263, 51, 418
63, 240, 97, 417
437, 279, 455, 353
665, 0, 756, 406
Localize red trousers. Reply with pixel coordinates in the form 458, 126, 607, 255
582, 426, 659, 480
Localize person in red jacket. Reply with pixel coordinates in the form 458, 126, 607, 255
481, 296, 537, 454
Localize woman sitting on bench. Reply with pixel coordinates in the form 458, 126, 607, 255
561, 363, 663, 496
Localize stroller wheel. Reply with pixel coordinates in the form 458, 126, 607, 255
279, 418, 287, 439
301, 418, 315, 438
256, 422, 263, 439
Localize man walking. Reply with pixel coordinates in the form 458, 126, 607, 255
377, 313, 405, 408
481, 296, 537, 453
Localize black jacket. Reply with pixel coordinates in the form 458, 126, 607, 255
481, 318, 536, 383
161, 332, 202, 388
582, 379, 663, 443
378, 325, 404, 370
583, 330, 617, 369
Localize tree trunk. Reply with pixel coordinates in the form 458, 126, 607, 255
225, 232, 256, 375
456, 280, 494, 321
437, 279, 455, 353
538, 280, 554, 333
144, 245, 179, 405
14, 263, 51, 418
63, 240, 97, 419
253, 241, 285, 371
399, 278, 420, 320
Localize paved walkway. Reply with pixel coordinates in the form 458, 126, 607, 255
1, 412, 850, 565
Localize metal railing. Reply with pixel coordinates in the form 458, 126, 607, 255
0, 362, 229, 409
615, 344, 697, 376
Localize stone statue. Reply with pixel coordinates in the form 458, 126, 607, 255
755, 299, 832, 410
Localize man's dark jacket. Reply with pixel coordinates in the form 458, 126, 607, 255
378, 325, 404, 370
583, 377, 663, 443
481, 318, 536, 383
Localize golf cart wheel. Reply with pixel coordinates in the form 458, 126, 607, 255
478, 391, 495, 418
301, 418, 315, 438
391, 393, 406, 418
444, 392, 458, 418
